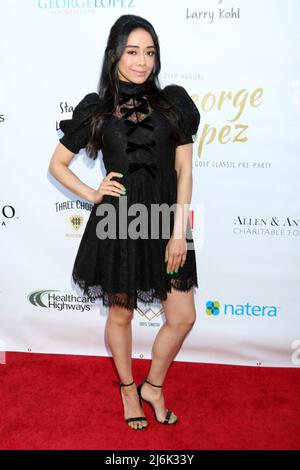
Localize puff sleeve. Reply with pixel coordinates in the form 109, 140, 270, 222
162, 84, 200, 146
58, 92, 100, 154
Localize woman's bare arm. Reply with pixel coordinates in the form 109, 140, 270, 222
164, 143, 193, 273
48, 142, 97, 203
172, 142, 193, 239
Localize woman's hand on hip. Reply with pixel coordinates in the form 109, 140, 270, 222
92, 171, 126, 204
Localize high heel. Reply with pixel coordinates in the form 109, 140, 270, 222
113, 379, 148, 429
137, 377, 178, 425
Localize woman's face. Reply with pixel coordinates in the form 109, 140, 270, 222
118, 28, 156, 84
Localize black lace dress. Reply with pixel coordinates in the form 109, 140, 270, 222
59, 79, 200, 311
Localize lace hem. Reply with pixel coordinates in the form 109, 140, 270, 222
72, 269, 197, 311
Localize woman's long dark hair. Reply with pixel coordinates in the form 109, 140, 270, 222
86, 14, 182, 159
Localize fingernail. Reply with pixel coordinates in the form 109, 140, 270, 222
175, 269, 178, 273
119, 173, 123, 176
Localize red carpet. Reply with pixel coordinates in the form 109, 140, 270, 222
0, 352, 299, 450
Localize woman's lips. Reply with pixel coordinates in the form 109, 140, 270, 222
133, 70, 146, 76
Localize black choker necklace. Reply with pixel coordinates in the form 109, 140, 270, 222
118, 78, 147, 96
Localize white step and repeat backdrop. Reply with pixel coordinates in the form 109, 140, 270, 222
1, 0, 300, 367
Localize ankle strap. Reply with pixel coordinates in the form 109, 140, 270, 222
113, 379, 135, 387
144, 377, 163, 388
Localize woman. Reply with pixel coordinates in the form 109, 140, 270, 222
49, 14, 200, 430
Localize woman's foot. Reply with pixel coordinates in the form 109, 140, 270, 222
139, 380, 178, 424
120, 382, 148, 429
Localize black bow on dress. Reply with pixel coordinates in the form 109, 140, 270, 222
119, 90, 147, 103
126, 140, 156, 154
118, 90, 157, 179
128, 161, 158, 179
124, 116, 154, 136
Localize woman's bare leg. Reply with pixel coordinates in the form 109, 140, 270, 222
140, 288, 196, 423
105, 302, 147, 429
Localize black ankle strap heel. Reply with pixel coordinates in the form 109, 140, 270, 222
113, 379, 148, 429
113, 379, 135, 387
137, 377, 178, 425
143, 377, 163, 388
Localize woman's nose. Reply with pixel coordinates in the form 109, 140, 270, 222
136, 54, 146, 66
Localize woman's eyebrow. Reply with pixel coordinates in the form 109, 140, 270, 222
125, 45, 155, 48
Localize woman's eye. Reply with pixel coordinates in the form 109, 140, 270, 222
127, 51, 155, 56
